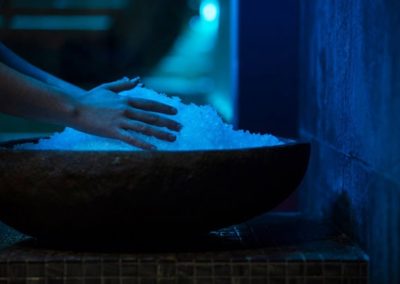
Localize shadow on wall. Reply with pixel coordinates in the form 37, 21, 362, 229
330, 192, 361, 241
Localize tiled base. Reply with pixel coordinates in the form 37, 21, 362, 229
0, 213, 368, 283
0, 260, 367, 284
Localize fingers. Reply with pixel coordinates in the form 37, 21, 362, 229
102, 77, 141, 93
120, 121, 176, 142
117, 130, 156, 151
127, 98, 178, 115
124, 108, 182, 131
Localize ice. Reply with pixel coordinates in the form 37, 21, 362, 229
15, 87, 284, 151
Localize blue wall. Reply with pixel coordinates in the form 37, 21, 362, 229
299, 1, 400, 283
237, 0, 299, 137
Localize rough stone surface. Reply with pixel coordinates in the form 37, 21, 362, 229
0, 139, 309, 248
300, 1, 400, 283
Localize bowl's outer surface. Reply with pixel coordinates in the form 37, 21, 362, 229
0, 140, 310, 245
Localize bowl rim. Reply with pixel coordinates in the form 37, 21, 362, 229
0, 136, 310, 154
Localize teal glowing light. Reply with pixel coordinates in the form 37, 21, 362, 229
200, 1, 219, 22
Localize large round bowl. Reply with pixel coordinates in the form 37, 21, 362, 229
0, 138, 310, 247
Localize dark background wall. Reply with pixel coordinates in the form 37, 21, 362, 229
237, 0, 300, 211
237, 0, 299, 138
299, 1, 400, 283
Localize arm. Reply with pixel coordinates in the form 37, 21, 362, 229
0, 62, 181, 150
0, 62, 80, 126
0, 42, 86, 97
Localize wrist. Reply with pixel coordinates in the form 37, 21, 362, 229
64, 97, 87, 131
49, 86, 84, 128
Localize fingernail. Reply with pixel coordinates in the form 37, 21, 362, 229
175, 123, 183, 131
122, 76, 129, 81
130, 77, 140, 82
168, 134, 176, 141
149, 145, 157, 150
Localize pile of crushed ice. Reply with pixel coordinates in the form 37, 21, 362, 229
15, 87, 283, 151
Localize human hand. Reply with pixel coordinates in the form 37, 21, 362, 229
71, 77, 182, 150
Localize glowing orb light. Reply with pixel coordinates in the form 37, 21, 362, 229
200, 1, 219, 22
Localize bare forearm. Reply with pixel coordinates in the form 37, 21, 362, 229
0, 67, 182, 150
0, 42, 85, 97
0, 62, 79, 126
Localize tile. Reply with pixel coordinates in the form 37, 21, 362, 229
121, 279, 138, 284
120, 256, 138, 262
196, 278, 213, 284
342, 263, 360, 277
47, 279, 64, 284
250, 265, 266, 277
250, 279, 268, 284
325, 278, 342, 284
359, 263, 367, 277
287, 278, 305, 284
269, 278, 286, 284
232, 279, 249, 284
176, 278, 193, 284
176, 265, 194, 277
9, 263, 26, 278
64, 280, 83, 284
65, 262, 83, 277
103, 279, 119, 284
27, 263, 45, 278
214, 265, 231, 276
46, 262, 64, 278
195, 265, 213, 277
175, 254, 194, 263
83, 262, 101, 277
103, 261, 120, 277
287, 262, 304, 276
232, 265, 250, 277
158, 280, 176, 284
0, 264, 7, 277
138, 264, 157, 277
139, 279, 157, 284
230, 256, 250, 263
138, 257, 157, 265
348, 278, 367, 284
302, 278, 324, 284
8, 279, 26, 284
305, 262, 323, 276
121, 262, 138, 277
26, 280, 45, 284
194, 257, 213, 264
268, 264, 286, 277
248, 255, 269, 263
324, 263, 343, 277
214, 278, 232, 284
83, 279, 102, 284
159, 263, 176, 277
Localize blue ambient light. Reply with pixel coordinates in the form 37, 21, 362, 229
200, 1, 219, 22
